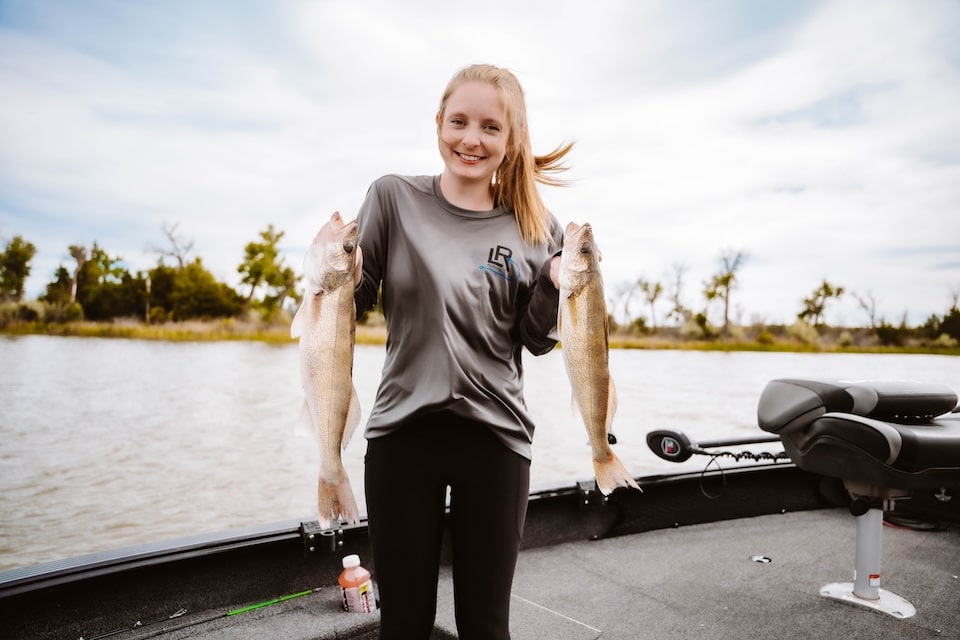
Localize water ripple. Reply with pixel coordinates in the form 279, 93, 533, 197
1, 335, 957, 571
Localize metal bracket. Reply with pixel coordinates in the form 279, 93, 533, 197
299, 521, 343, 556
577, 480, 609, 509
933, 487, 953, 503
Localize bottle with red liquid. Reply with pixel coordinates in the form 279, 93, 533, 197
339, 554, 377, 613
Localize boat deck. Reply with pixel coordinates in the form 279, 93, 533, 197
113, 508, 959, 640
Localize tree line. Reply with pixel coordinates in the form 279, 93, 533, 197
0, 223, 300, 324
1, 230, 958, 348
607, 249, 959, 347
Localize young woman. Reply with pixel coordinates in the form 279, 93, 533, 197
354, 63, 573, 640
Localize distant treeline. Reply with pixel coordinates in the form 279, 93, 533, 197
601, 249, 958, 349
0, 230, 958, 351
0, 224, 306, 325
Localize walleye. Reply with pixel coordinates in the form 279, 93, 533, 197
291, 211, 362, 529
558, 221, 641, 495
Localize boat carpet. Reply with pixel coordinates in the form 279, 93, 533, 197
111, 508, 958, 640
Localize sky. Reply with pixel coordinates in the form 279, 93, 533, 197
1, 0, 958, 327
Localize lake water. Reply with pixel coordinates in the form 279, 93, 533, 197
1, 335, 958, 571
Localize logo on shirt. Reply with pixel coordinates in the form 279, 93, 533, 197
479, 245, 521, 282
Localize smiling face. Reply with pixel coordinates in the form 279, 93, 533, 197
436, 80, 509, 191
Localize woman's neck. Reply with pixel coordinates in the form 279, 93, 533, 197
439, 172, 494, 211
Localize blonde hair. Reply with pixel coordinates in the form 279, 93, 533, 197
437, 64, 573, 245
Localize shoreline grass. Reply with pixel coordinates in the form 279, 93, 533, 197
0, 320, 390, 346
2, 319, 958, 356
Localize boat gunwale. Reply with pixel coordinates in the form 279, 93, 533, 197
0, 462, 801, 598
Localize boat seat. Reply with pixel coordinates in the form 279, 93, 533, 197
757, 377, 960, 619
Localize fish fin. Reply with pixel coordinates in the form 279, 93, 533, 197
341, 385, 362, 450
569, 392, 581, 419
593, 451, 642, 496
605, 377, 618, 434
317, 471, 361, 530
295, 400, 313, 438
290, 301, 307, 339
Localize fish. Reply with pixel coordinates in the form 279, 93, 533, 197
291, 211, 362, 529
558, 221, 642, 496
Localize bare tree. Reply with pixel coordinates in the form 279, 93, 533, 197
610, 280, 637, 327
853, 290, 879, 330
637, 278, 663, 331
665, 263, 690, 326
152, 222, 194, 270
703, 250, 745, 337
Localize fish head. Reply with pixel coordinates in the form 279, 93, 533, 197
559, 221, 601, 293
303, 212, 360, 294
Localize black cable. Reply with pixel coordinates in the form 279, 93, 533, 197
695, 449, 791, 499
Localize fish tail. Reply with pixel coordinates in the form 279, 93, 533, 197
317, 472, 361, 530
593, 452, 642, 496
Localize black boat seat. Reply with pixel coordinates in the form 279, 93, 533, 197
757, 377, 960, 619
758, 378, 960, 489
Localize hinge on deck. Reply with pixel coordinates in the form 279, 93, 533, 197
300, 521, 343, 556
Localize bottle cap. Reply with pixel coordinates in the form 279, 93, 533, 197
342, 554, 361, 569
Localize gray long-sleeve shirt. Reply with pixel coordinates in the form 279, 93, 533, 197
354, 174, 562, 459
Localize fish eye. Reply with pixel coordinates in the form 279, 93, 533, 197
579, 243, 591, 254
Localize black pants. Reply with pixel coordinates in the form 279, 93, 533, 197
364, 413, 530, 640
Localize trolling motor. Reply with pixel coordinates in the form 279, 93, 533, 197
646, 429, 791, 500
646, 430, 786, 464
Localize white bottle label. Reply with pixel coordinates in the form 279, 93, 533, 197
341, 580, 377, 613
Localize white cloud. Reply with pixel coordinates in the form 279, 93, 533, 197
1, 0, 958, 325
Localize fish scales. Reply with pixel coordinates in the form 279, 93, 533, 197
292, 212, 362, 529
558, 221, 641, 496
302, 283, 356, 468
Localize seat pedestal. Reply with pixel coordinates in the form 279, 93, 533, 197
756, 378, 960, 620
819, 507, 916, 619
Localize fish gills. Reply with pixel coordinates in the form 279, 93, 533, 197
558, 221, 641, 496
291, 211, 362, 529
